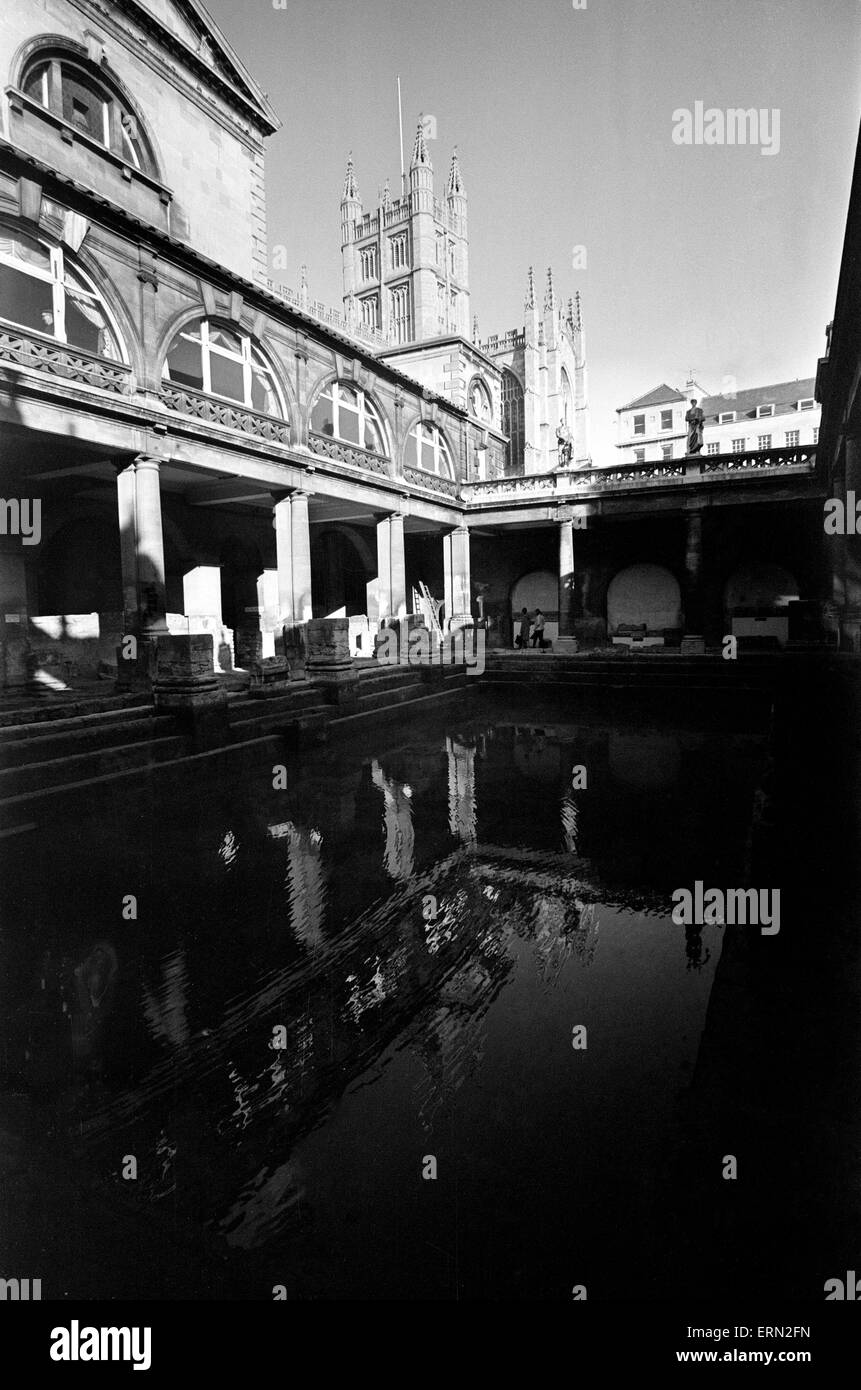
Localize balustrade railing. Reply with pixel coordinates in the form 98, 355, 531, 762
462, 445, 817, 505
0, 326, 132, 395
308, 431, 392, 478
158, 384, 291, 443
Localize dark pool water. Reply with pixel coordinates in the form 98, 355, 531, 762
0, 695, 770, 1299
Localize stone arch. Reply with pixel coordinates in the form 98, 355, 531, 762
510, 569, 558, 644
606, 563, 682, 636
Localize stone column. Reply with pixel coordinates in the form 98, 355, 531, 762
274, 493, 295, 626
274, 489, 312, 679
290, 490, 313, 623
443, 525, 471, 629
376, 512, 407, 622
133, 456, 167, 632
115, 460, 138, 633
556, 511, 579, 654
681, 509, 705, 654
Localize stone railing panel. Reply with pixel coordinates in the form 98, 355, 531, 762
308, 431, 392, 477
159, 385, 291, 444
0, 327, 132, 395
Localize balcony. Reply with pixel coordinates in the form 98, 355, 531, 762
158, 384, 291, 444
308, 431, 392, 479
462, 444, 817, 508
0, 324, 133, 395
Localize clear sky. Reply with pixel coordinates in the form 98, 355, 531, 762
204, 0, 861, 463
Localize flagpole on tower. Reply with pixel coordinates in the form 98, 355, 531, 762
397, 75, 405, 197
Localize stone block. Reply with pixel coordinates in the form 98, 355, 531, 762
305, 617, 353, 670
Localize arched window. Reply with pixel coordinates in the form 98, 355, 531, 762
501, 369, 525, 474
162, 318, 284, 416
22, 54, 155, 173
468, 377, 491, 422
561, 367, 574, 426
0, 229, 123, 359
405, 421, 455, 479
310, 381, 387, 455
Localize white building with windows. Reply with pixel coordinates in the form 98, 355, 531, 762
616, 377, 820, 463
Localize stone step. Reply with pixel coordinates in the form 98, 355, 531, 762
0, 714, 174, 768
0, 692, 152, 733
229, 704, 331, 738
330, 684, 471, 736
225, 686, 326, 720
356, 667, 426, 692
0, 734, 190, 799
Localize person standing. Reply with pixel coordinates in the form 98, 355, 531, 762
516, 607, 531, 649
531, 609, 546, 648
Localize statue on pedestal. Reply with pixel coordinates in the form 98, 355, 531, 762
685, 399, 705, 455
556, 420, 574, 468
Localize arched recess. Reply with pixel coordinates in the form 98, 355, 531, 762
159, 312, 293, 425
311, 526, 375, 618
606, 564, 682, 636
510, 569, 558, 643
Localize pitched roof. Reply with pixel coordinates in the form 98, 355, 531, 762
618, 384, 686, 412
132, 0, 280, 133
699, 377, 817, 423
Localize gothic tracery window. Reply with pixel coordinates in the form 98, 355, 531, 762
501, 369, 525, 474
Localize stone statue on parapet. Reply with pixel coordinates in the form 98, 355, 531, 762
685, 399, 705, 454
556, 420, 574, 467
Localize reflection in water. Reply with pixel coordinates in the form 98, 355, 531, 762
447, 736, 477, 843
371, 759, 415, 879
0, 707, 765, 1298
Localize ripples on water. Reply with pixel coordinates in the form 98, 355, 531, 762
0, 703, 765, 1297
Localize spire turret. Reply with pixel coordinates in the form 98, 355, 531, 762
411, 116, 432, 169
447, 147, 465, 196
544, 266, 555, 310
525, 266, 536, 311
342, 152, 359, 202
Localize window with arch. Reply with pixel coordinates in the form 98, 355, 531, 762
561, 367, 574, 426
0, 229, 123, 359
310, 381, 388, 455
405, 421, 455, 479
162, 318, 283, 417
469, 377, 491, 421
21, 54, 155, 173
501, 369, 525, 474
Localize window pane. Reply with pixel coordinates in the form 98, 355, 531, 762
0, 234, 51, 273
338, 399, 360, 445
404, 430, 419, 469
338, 384, 359, 409
311, 394, 334, 435
420, 437, 436, 471
23, 64, 48, 106
250, 360, 278, 415
65, 286, 119, 357
364, 411, 384, 454
209, 352, 244, 402
208, 326, 242, 354
61, 68, 107, 143
165, 331, 204, 391
0, 261, 54, 333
